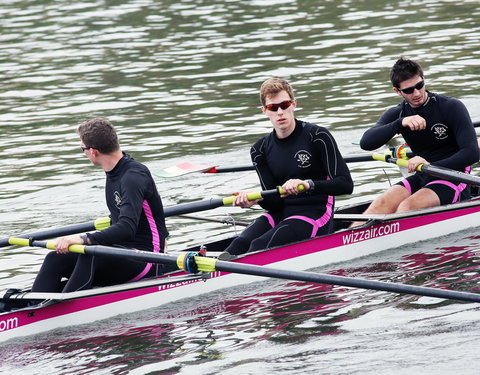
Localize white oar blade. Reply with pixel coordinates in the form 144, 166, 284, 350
154, 162, 214, 177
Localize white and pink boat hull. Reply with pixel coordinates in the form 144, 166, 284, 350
2, 198, 480, 342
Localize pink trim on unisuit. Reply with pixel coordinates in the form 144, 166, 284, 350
128, 200, 161, 282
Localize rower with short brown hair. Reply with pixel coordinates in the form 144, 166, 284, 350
32, 118, 170, 292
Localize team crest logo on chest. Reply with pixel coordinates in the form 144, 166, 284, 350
294, 150, 312, 168
431, 123, 448, 140
114, 191, 122, 208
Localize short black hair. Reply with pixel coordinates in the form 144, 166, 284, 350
390, 57, 424, 88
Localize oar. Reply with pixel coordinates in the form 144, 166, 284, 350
155, 120, 480, 178
0, 187, 294, 247
0, 217, 111, 248
154, 149, 414, 177
8, 238, 480, 303
153, 162, 251, 177
163, 185, 303, 217
373, 153, 480, 186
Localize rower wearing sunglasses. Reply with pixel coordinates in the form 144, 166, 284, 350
220, 78, 353, 258
357, 57, 478, 219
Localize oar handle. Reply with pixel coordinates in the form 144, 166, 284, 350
372, 151, 413, 163
373, 153, 480, 186
394, 157, 426, 172
378, 155, 424, 172
8, 238, 86, 254
0, 217, 111, 248
222, 185, 305, 205
374, 152, 427, 172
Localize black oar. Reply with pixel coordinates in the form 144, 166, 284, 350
154, 151, 413, 177
373, 153, 480, 186
8, 238, 480, 303
0, 217, 111, 248
0, 186, 295, 247
163, 185, 301, 217
209, 151, 413, 171
155, 120, 480, 177
217, 148, 415, 168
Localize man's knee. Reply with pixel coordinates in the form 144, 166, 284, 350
366, 185, 410, 214
249, 237, 269, 253
396, 189, 440, 212
396, 199, 414, 212
225, 236, 252, 255
43, 251, 64, 267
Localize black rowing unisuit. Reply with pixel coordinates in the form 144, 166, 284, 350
252, 119, 353, 218
87, 153, 169, 250
31, 153, 171, 293
224, 120, 353, 255
360, 92, 478, 171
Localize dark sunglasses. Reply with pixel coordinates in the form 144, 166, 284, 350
81, 146, 93, 152
264, 100, 294, 112
398, 80, 425, 94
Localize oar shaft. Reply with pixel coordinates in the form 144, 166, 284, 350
1, 187, 295, 247
418, 164, 480, 186
8, 239, 479, 303
0, 217, 111, 248
373, 153, 480, 187
211, 260, 480, 303
164, 185, 301, 217
209, 165, 255, 173
164, 198, 224, 217
8, 238, 179, 265
191, 151, 415, 173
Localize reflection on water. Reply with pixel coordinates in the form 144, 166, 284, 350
0, 0, 479, 373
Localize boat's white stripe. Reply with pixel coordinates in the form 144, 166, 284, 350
2, 274, 207, 302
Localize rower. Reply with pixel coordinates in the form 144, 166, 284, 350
31, 118, 172, 293
352, 57, 478, 226
220, 78, 353, 259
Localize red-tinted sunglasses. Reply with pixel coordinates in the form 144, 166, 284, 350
264, 100, 294, 112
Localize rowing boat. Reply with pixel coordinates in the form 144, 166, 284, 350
1, 195, 480, 342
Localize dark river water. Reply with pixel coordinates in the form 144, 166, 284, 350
0, 0, 479, 374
